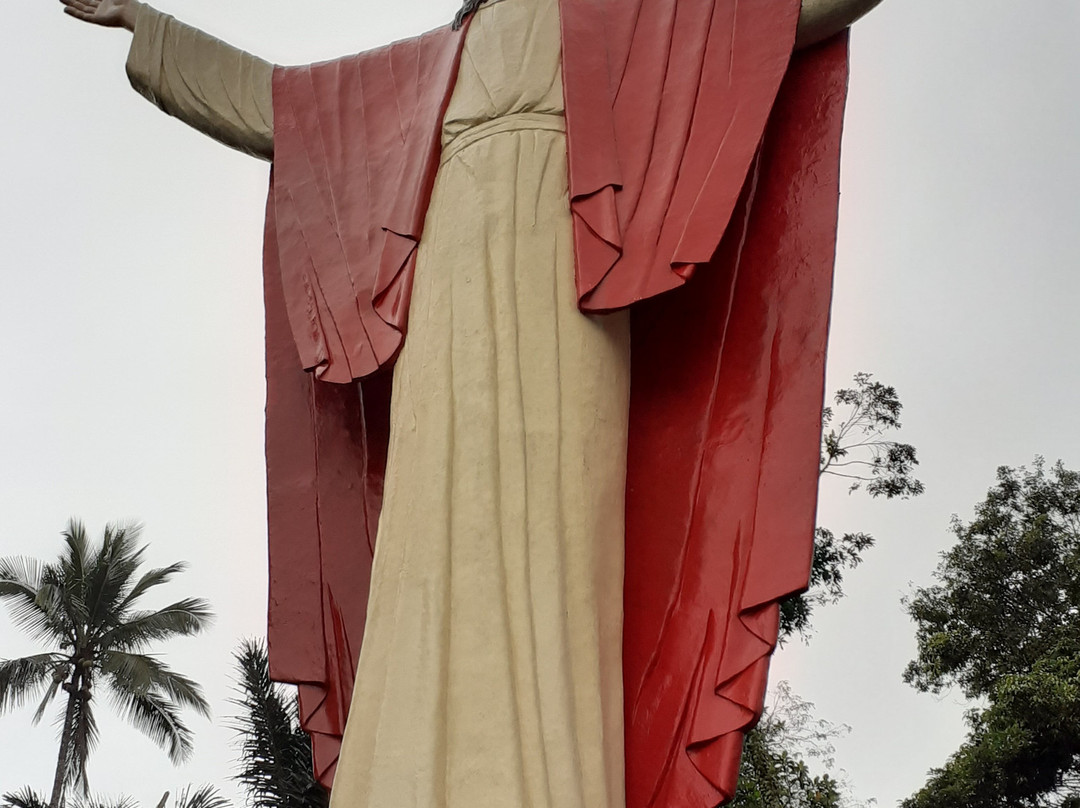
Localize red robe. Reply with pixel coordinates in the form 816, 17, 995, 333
261, 1, 850, 804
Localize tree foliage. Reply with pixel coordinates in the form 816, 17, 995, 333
819, 372, 924, 500
2, 788, 49, 808
0, 787, 224, 808
781, 372, 923, 641
738, 373, 920, 807
904, 459, 1080, 808
230, 640, 328, 808
780, 527, 875, 644
0, 520, 212, 808
731, 683, 871, 808
167, 786, 230, 808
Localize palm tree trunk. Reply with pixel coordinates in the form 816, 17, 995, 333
49, 670, 81, 808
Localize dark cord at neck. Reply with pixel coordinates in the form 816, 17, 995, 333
452, 0, 491, 30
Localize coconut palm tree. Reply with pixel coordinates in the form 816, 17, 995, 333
230, 639, 327, 808
0, 790, 136, 808
163, 786, 228, 808
2, 784, 227, 808
0, 519, 213, 808
1, 787, 49, 808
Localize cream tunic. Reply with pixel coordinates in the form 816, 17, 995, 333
128, 1, 630, 805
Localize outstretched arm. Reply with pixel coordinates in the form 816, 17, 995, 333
60, 0, 273, 160
796, 0, 884, 49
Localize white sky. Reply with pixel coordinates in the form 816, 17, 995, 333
1, 0, 1078, 805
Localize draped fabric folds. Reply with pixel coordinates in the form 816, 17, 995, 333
263, 0, 850, 803
270, 28, 466, 382
623, 41, 850, 806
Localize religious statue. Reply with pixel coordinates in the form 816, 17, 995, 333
62, 0, 884, 805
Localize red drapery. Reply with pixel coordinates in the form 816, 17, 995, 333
262, 2, 849, 803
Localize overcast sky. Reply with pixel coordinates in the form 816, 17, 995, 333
2, 0, 1079, 805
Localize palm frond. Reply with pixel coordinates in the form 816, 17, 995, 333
108, 684, 195, 764
0, 558, 71, 646
1, 787, 48, 808
0, 654, 67, 714
114, 563, 188, 615
61, 519, 91, 581
70, 793, 139, 808
58, 520, 93, 645
46, 566, 88, 648
174, 785, 229, 808
230, 639, 327, 808
84, 523, 146, 638
65, 676, 100, 796
0, 555, 44, 589
32, 673, 65, 724
100, 651, 211, 718
101, 600, 213, 651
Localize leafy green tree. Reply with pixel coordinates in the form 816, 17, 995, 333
731, 683, 870, 808
0, 520, 213, 808
903, 459, 1080, 808
230, 640, 328, 808
782, 371, 924, 642
737, 372, 921, 807
820, 372, 924, 499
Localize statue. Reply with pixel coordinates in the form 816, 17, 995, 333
61, 0, 884, 806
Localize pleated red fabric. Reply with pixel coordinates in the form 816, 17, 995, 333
623, 39, 850, 806
262, 1, 849, 803
270, 27, 466, 382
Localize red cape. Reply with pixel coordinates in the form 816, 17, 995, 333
261, 2, 849, 804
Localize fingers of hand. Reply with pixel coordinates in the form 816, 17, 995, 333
60, 0, 101, 16
62, 6, 94, 21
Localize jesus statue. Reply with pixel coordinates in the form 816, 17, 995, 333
62, 0, 883, 805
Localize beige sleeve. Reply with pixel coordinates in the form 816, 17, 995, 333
126, 4, 274, 160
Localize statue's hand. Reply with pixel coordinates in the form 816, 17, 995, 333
796, 0, 884, 49
60, 0, 141, 31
